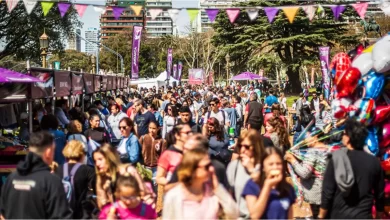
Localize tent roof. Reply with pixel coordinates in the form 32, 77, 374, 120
156, 71, 179, 82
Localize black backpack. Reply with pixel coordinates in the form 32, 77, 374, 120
62, 163, 82, 210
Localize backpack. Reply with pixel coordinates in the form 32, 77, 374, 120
62, 163, 82, 204
207, 110, 225, 125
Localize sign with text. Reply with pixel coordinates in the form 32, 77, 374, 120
54, 71, 71, 97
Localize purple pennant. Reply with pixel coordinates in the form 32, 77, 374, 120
330, 5, 346, 20
112, 6, 125, 20
58, 3, 71, 18
264, 7, 279, 23
205, 9, 219, 23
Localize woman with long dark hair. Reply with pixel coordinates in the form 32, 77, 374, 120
117, 117, 141, 165
162, 104, 178, 139
264, 117, 290, 152
242, 147, 296, 219
84, 114, 110, 145
204, 117, 229, 163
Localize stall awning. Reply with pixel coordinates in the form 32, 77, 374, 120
0, 68, 44, 83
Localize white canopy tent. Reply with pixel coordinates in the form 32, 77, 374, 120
156, 71, 179, 84
131, 71, 179, 89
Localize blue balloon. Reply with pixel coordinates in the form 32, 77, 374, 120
363, 71, 385, 100
366, 127, 379, 156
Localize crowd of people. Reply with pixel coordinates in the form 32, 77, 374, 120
0, 82, 386, 219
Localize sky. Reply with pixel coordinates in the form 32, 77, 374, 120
77, 0, 198, 52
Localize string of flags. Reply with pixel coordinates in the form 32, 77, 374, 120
2, 0, 386, 24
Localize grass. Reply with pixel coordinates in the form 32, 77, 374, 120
286, 88, 316, 108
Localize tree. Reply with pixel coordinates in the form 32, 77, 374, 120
0, 2, 81, 62
212, 0, 359, 93
48, 50, 93, 72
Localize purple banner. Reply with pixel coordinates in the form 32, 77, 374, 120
167, 48, 173, 80
131, 26, 142, 79
319, 46, 330, 100
178, 61, 183, 81
173, 64, 178, 79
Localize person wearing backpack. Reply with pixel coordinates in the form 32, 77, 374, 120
99, 175, 157, 219
244, 93, 264, 131
202, 98, 230, 135
55, 140, 96, 219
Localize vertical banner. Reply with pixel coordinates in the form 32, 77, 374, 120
131, 26, 142, 80
173, 64, 178, 79
178, 61, 183, 81
167, 48, 173, 81
311, 67, 315, 86
319, 46, 330, 100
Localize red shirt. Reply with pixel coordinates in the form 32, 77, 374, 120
157, 146, 183, 181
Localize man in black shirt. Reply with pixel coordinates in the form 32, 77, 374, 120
134, 99, 157, 137
165, 134, 229, 192
319, 119, 384, 219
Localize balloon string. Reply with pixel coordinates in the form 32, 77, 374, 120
290, 130, 343, 149
292, 119, 315, 149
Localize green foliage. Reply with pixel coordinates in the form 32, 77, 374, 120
0, 1, 81, 63
212, 0, 359, 92
48, 50, 93, 72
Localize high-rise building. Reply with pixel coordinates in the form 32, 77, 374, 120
85, 28, 98, 55
67, 29, 81, 51
100, 0, 145, 40
145, 0, 173, 37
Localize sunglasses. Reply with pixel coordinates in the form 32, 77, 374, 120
198, 162, 212, 170
119, 126, 129, 130
210, 103, 216, 106
239, 144, 252, 150
120, 195, 138, 201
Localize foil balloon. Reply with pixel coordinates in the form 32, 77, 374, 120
365, 127, 379, 156
331, 98, 353, 119
335, 67, 361, 98
372, 35, 390, 74
329, 52, 351, 80
363, 45, 374, 53
352, 53, 373, 76
348, 44, 364, 61
349, 98, 376, 125
379, 122, 390, 148
362, 71, 385, 100
373, 105, 390, 124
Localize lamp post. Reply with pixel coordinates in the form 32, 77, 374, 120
225, 53, 230, 86
39, 31, 49, 68
91, 55, 96, 74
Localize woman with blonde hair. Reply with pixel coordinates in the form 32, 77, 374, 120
55, 140, 96, 219
93, 144, 153, 209
162, 148, 238, 219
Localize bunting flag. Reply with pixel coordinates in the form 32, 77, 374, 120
302, 5, 316, 21
330, 5, 345, 20
23, 0, 38, 14
317, 5, 325, 18
74, 4, 88, 18
41, 2, 54, 16
168, 9, 180, 22
205, 9, 219, 23
112, 6, 125, 20
58, 3, 71, 18
187, 9, 199, 22
130, 5, 142, 16
246, 8, 259, 21
352, 3, 368, 19
264, 7, 279, 23
93, 6, 106, 14
149, 8, 162, 20
282, 7, 299, 23
226, 9, 240, 23
6, 0, 19, 13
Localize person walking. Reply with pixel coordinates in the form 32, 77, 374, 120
85, 114, 111, 145
40, 114, 67, 165
244, 93, 263, 131
134, 100, 157, 137
162, 104, 178, 139
117, 118, 141, 165
204, 117, 230, 166
107, 103, 128, 146
0, 131, 72, 219
264, 89, 278, 114
319, 119, 385, 219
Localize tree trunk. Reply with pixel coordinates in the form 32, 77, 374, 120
286, 66, 302, 95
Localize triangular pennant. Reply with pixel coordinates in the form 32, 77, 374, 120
205, 9, 219, 23
130, 5, 142, 16
41, 1, 54, 16
187, 9, 199, 22
226, 9, 240, 23
168, 9, 180, 22
264, 7, 279, 23
58, 3, 71, 17
112, 6, 125, 20
246, 8, 259, 21
282, 7, 299, 23
74, 4, 88, 18
302, 5, 316, 21
352, 3, 368, 19
149, 8, 162, 20
317, 5, 325, 18
93, 6, 106, 14
23, 0, 37, 14
330, 5, 346, 20
6, 0, 19, 12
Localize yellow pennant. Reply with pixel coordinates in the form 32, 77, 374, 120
130, 5, 142, 16
41, 2, 54, 16
282, 7, 299, 23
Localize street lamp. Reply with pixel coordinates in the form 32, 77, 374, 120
39, 30, 49, 68
91, 55, 96, 74
225, 53, 230, 86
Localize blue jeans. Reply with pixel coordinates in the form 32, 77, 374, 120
146, 166, 158, 193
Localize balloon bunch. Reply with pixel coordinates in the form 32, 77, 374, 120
329, 35, 390, 170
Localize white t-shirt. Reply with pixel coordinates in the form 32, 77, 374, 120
117, 137, 129, 155
204, 110, 230, 126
